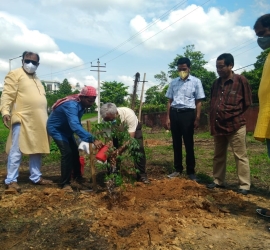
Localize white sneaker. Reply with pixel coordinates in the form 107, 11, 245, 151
167, 172, 180, 178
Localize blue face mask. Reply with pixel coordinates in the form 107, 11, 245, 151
257, 36, 270, 50
111, 119, 117, 125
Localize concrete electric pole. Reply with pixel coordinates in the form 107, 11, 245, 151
138, 73, 148, 122
90, 59, 106, 123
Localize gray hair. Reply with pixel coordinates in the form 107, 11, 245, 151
100, 103, 118, 118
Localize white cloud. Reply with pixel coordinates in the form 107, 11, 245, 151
0, 11, 85, 79
117, 75, 134, 93
254, 0, 270, 10
0, 0, 267, 91
0, 12, 58, 57
129, 5, 255, 56
40, 51, 83, 68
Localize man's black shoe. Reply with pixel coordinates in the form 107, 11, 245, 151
237, 189, 249, 195
207, 182, 225, 189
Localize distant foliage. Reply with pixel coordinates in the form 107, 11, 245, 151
100, 81, 129, 106
241, 48, 270, 103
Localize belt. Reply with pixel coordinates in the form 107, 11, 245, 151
170, 107, 195, 113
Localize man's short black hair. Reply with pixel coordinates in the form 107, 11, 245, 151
254, 13, 270, 30
217, 53, 234, 67
22, 51, 40, 62
177, 57, 191, 68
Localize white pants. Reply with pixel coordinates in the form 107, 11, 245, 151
5, 123, 42, 184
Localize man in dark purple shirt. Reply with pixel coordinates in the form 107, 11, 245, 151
207, 53, 252, 195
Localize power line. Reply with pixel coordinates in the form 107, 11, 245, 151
234, 45, 258, 57
39, 0, 258, 79
234, 63, 254, 71
40, 0, 189, 78
105, 0, 211, 64
226, 38, 255, 53
98, 0, 189, 60
40, 62, 90, 78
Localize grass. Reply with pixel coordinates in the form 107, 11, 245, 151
1, 122, 270, 193
81, 112, 97, 121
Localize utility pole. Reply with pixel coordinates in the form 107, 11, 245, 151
90, 59, 106, 123
131, 72, 140, 110
138, 73, 148, 122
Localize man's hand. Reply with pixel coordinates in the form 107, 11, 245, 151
194, 117, 200, 129
2, 115, 11, 129
93, 140, 104, 150
165, 117, 170, 130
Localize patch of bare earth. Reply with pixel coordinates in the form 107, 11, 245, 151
0, 139, 270, 249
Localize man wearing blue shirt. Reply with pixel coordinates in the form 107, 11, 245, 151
165, 57, 205, 181
47, 86, 103, 192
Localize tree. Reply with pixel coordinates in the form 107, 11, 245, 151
154, 71, 169, 88
144, 85, 168, 105
168, 45, 216, 100
100, 81, 129, 106
45, 79, 76, 109
58, 78, 73, 97
241, 48, 270, 103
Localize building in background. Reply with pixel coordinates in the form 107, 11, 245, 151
42, 80, 61, 91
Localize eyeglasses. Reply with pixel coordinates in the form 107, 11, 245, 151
24, 59, 39, 66
216, 65, 227, 70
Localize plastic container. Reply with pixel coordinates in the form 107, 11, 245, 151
79, 156, 85, 175
95, 145, 109, 162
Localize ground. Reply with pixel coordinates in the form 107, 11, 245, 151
1, 138, 270, 250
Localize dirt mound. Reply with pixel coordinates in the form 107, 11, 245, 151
1, 177, 270, 249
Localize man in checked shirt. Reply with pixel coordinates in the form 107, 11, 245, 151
207, 53, 252, 195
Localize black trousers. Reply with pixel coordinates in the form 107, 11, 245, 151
170, 108, 195, 175
54, 137, 81, 187
113, 122, 147, 178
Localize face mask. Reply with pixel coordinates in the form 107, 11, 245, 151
179, 71, 189, 80
23, 62, 38, 74
257, 36, 270, 50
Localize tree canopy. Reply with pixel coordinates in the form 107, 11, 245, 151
100, 81, 129, 106
241, 48, 270, 103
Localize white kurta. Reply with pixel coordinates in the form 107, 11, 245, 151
0, 67, 50, 154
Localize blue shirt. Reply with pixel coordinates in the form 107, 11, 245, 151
47, 101, 95, 143
165, 75, 205, 109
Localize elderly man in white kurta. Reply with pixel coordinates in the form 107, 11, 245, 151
0, 51, 52, 193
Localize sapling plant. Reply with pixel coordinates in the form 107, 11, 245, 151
92, 117, 142, 198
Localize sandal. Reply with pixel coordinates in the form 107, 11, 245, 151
256, 208, 270, 218
34, 178, 53, 185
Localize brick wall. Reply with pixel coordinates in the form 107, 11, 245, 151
142, 105, 259, 133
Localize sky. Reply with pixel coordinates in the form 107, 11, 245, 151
0, 0, 270, 96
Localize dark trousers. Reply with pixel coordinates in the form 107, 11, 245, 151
54, 137, 81, 187
113, 122, 147, 178
170, 108, 195, 175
